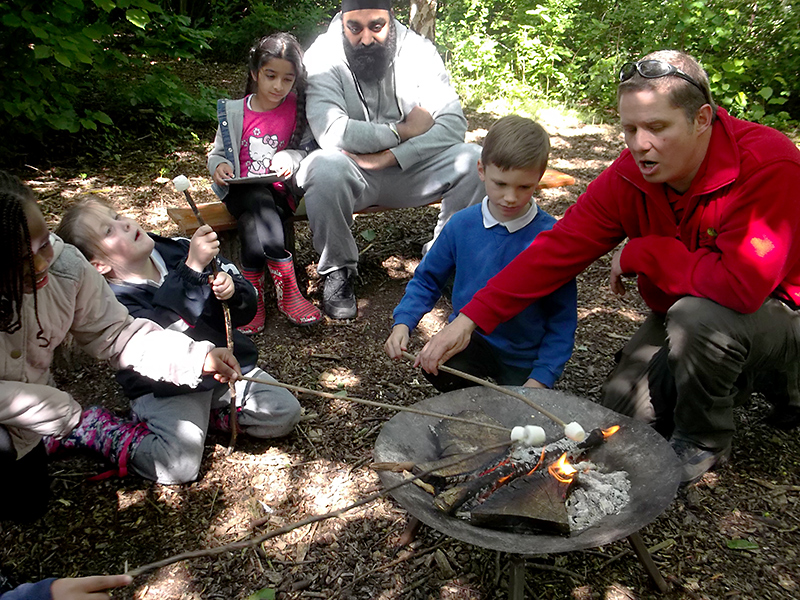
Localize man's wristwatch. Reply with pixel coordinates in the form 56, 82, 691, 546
388, 122, 401, 143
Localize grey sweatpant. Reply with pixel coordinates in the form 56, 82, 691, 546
601, 296, 800, 449
295, 143, 484, 276
128, 366, 301, 484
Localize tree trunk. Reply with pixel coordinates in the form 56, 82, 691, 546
409, 0, 437, 42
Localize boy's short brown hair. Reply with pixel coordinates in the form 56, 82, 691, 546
481, 115, 550, 174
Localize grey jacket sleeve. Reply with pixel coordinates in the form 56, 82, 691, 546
304, 16, 467, 170
388, 36, 469, 169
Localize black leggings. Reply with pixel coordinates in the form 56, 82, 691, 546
0, 426, 50, 522
222, 184, 292, 269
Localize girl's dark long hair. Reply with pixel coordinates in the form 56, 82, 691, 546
244, 32, 307, 149
0, 170, 47, 344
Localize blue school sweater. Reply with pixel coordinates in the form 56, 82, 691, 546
392, 202, 577, 387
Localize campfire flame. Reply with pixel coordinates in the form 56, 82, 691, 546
548, 453, 577, 483
602, 425, 620, 438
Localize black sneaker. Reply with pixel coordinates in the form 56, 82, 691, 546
670, 437, 731, 486
323, 268, 357, 319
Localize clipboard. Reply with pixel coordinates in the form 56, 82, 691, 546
225, 173, 286, 184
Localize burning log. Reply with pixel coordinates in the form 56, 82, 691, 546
433, 460, 519, 513
415, 410, 623, 535
412, 410, 510, 484
470, 458, 578, 535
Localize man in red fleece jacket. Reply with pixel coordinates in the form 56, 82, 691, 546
416, 50, 800, 485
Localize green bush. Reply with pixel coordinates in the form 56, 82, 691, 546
0, 1, 213, 132
0, 0, 223, 161
204, 0, 338, 63
438, 0, 799, 126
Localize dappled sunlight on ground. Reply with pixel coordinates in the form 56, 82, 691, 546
565, 156, 616, 171
604, 583, 637, 599
116, 486, 190, 513
717, 508, 759, 538
319, 366, 361, 391
382, 255, 419, 280
577, 305, 646, 325
133, 563, 200, 600
300, 470, 361, 514
415, 306, 451, 341
465, 128, 488, 145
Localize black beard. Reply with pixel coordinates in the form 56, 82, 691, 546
343, 22, 396, 83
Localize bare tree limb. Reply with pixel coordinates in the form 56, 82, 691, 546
124, 441, 509, 577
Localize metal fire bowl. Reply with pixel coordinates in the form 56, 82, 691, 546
374, 386, 681, 555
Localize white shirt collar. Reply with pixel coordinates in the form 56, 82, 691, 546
123, 249, 167, 286
481, 197, 539, 233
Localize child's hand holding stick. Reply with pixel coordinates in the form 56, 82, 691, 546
173, 175, 239, 450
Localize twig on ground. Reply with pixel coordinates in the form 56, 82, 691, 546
525, 560, 582, 580
124, 440, 510, 577
331, 541, 449, 600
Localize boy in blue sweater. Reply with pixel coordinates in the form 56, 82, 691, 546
384, 115, 577, 391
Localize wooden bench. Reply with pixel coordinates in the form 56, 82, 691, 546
167, 169, 577, 253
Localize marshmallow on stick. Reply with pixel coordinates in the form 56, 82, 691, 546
172, 174, 191, 192
171, 173, 238, 450
509, 425, 547, 446
564, 421, 586, 442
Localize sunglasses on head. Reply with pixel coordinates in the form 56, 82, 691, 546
619, 59, 710, 104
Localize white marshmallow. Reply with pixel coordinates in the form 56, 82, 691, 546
510, 426, 526, 443
172, 175, 191, 192
523, 425, 546, 446
564, 421, 586, 442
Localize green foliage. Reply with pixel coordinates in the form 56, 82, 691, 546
438, 0, 800, 126
726, 538, 760, 550
4, 0, 796, 165
0, 0, 339, 162
0, 0, 216, 158
246, 587, 276, 600
204, 0, 338, 63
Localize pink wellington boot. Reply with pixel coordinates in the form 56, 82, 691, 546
45, 406, 150, 477
267, 253, 323, 326
239, 268, 266, 335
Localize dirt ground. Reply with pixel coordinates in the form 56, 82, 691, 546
2, 104, 799, 600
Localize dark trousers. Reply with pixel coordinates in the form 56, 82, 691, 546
423, 332, 530, 393
601, 296, 800, 448
0, 426, 50, 522
222, 184, 292, 269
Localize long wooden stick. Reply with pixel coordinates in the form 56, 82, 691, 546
123, 440, 510, 578
400, 351, 568, 428
238, 375, 510, 433
175, 179, 238, 449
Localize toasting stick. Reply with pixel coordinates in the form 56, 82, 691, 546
236, 374, 511, 433
172, 175, 239, 450
400, 351, 586, 442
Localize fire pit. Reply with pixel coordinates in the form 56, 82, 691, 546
373, 386, 680, 591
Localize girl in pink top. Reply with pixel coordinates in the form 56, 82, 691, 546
208, 33, 322, 332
